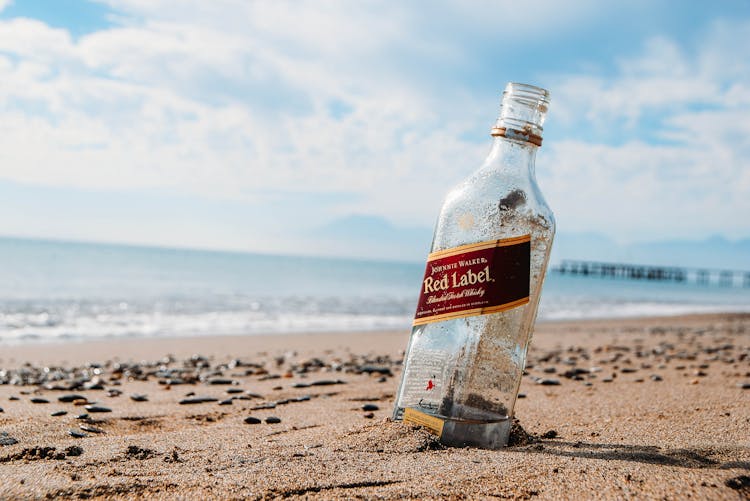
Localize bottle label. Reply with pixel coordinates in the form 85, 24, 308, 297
413, 235, 530, 326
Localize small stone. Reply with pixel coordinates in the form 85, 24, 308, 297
620, 368, 638, 373
310, 379, 346, 386
130, 394, 149, 402
58, 394, 86, 403
542, 430, 558, 439
602, 377, 613, 383
0, 407, 3, 413
250, 403, 277, 411
51, 410, 68, 417
244, 416, 261, 424
179, 397, 219, 405
9, 396, 20, 401
537, 378, 561, 386
68, 430, 87, 438
219, 398, 233, 405
30, 398, 50, 404
265, 416, 281, 424
363, 412, 375, 419
517, 393, 527, 399
65, 446, 83, 457
291, 382, 311, 388
73, 399, 89, 406
79, 424, 105, 434
651, 375, 663, 382
361, 404, 379, 412
107, 389, 123, 397
208, 378, 234, 385
84, 405, 112, 413
226, 388, 244, 394
0, 436, 19, 446
738, 382, 750, 389
75, 413, 89, 420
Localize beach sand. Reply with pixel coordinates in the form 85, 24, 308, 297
1, 313, 749, 500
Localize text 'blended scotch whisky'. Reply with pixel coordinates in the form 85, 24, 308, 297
393, 83, 555, 449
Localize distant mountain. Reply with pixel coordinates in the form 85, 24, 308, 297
311, 216, 750, 270
312, 214, 433, 262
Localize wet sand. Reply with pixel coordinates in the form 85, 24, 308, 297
1, 313, 749, 500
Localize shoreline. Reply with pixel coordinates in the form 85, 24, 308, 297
2, 312, 749, 366
1, 312, 749, 499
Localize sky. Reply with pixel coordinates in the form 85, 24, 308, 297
0, 0, 749, 260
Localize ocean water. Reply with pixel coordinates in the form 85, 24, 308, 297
1, 237, 749, 344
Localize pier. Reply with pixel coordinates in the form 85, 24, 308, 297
552, 260, 750, 287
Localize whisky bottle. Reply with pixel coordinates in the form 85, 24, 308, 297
393, 82, 555, 448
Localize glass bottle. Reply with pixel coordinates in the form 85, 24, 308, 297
392, 82, 555, 448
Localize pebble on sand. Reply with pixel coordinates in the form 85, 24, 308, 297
361, 404, 379, 411
30, 397, 50, 404
51, 410, 68, 417
265, 416, 281, 424
179, 397, 219, 405
244, 416, 261, 424
84, 405, 112, 413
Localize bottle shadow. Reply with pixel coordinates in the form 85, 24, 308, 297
510, 440, 750, 470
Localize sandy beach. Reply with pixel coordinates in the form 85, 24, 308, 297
1, 313, 749, 500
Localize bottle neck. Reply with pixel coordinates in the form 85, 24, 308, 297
481, 135, 538, 179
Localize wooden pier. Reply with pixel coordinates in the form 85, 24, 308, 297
552, 260, 750, 287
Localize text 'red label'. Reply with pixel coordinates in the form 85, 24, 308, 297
413, 235, 530, 326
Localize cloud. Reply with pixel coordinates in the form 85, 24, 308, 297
0, 1, 748, 250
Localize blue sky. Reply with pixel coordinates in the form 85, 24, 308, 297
0, 0, 749, 260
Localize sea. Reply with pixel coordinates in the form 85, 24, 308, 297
1, 237, 749, 345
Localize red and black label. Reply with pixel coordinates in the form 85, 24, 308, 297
413, 235, 530, 326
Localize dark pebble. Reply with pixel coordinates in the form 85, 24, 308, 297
84, 405, 112, 413
517, 393, 526, 399
602, 377, 613, 383
362, 404, 379, 412
65, 445, 83, 457
265, 416, 281, 424
51, 410, 68, 417
30, 398, 50, 404
179, 397, 219, 405
359, 366, 393, 376
59, 394, 87, 403
651, 375, 663, 381
68, 430, 87, 438
739, 382, 750, 389
0, 436, 19, 446
219, 398, 233, 405
79, 424, 105, 434
226, 388, 244, 394
620, 368, 638, 373
9, 396, 20, 401
294, 395, 311, 402
543, 367, 557, 374
377, 376, 387, 383
208, 378, 234, 385
107, 389, 123, 397
291, 382, 311, 388
130, 394, 149, 402
363, 412, 375, 419
542, 430, 558, 439
244, 416, 261, 424
310, 379, 346, 386
537, 378, 561, 386
75, 413, 89, 420
0, 407, 3, 413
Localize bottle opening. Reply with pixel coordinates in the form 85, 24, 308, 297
491, 82, 550, 146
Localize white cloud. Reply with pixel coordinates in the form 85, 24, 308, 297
0, 2, 748, 250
